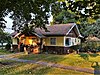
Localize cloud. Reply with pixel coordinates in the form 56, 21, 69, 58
4, 16, 14, 33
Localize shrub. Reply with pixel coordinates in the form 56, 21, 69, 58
5, 43, 11, 50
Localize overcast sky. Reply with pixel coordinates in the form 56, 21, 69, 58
4, 16, 14, 33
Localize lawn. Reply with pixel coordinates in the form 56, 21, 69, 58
0, 60, 93, 75
18, 53, 100, 69
0, 50, 100, 75
0, 49, 11, 55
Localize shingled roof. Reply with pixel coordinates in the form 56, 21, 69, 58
35, 23, 75, 36
11, 23, 82, 38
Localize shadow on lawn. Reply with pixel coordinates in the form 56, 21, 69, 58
89, 53, 99, 57
79, 53, 100, 74
44, 55, 66, 63
79, 53, 89, 60
19, 65, 52, 75
0, 61, 15, 66
79, 53, 99, 60
91, 62, 100, 75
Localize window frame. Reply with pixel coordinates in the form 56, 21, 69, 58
64, 37, 72, 47
50, 38, 56, 45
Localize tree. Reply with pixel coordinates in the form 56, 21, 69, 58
0, 0, 57, 32
53, 10, 76, 24
0, 0, 100, 32
78, 19, 100, 38
0, 31, 11, 49
48, 1, 100, 39
63, 0, 100, 20
0, 28, 11, 44
0, 29, 4, 48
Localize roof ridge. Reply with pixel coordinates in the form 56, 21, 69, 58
46, 23, 75, 27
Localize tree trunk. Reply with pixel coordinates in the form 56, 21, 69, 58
1, 42, 3, 49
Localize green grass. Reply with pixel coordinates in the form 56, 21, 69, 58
0, 49, 11, 55
0, 60, 93, 75
0, 52, 100, 75
18, 53, 100, 69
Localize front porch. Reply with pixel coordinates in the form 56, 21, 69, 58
12, 33, 45, 54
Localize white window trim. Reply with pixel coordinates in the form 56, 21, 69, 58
64, 37, 72, 47
66, 23, 76, 35
64, 36, 66, 47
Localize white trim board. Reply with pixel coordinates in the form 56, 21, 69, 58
66, 23, 76, 35
66, 23, 83, 38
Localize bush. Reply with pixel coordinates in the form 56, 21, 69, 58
96, 46, 100, 52
5, 43, 11, 50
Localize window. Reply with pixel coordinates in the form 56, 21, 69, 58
50, 38, 56, 45
65, 38, 71, 46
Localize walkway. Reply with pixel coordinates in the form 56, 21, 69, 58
0, 53, 100, 74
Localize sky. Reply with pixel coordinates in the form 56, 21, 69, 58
4, 16, 14, 33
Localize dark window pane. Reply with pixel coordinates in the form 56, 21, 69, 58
50, 38, 56, 45
65, 38, 71, 46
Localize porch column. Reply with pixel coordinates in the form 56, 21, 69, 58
64, 36, 66, 47
40, 38, 43, 52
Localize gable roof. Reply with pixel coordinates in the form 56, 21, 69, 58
11, 23, 82, 38
35, 23, 76, 36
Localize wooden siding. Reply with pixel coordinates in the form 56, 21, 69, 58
67, 26, 79, 37
12, 38, 18, 45
45, 37, 64, 46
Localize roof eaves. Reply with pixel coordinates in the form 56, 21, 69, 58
75, 25, 83, 38
14, 32, 21, 38
32, 32, 46, 38
66, 23, 76, 35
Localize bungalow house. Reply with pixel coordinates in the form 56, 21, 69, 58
11, 23, 82, 54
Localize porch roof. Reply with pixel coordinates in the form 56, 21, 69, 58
11, 31, 46, 38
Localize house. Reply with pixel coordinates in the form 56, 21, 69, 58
11, 23, 82, 54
